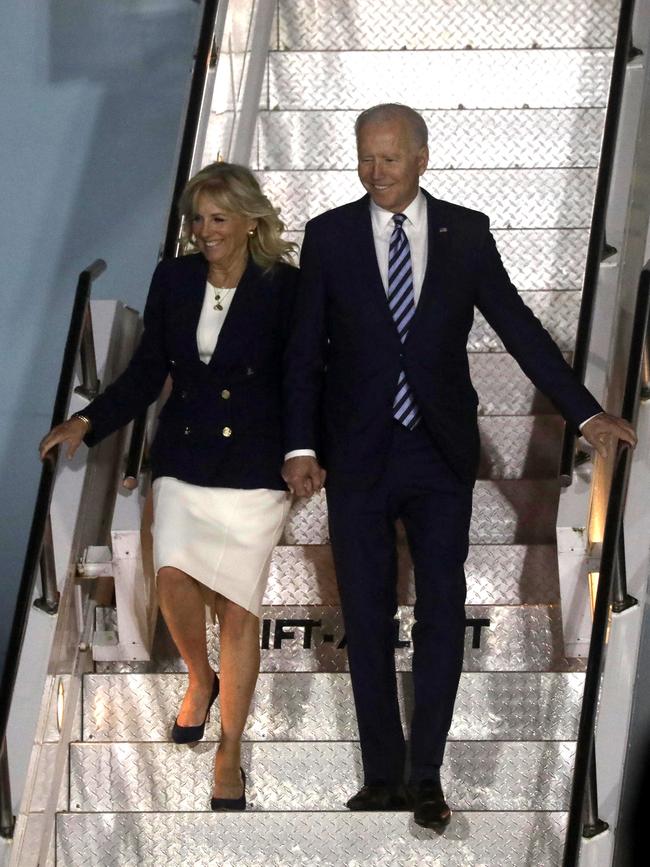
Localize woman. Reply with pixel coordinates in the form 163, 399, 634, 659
39, 162, 305, 810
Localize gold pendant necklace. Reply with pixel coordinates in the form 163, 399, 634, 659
213, 286, 234, 311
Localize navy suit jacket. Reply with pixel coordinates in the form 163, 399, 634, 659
83, 253, 298, 489
284, 190, 602, 486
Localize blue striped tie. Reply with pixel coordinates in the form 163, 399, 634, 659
388, 213, 420, 430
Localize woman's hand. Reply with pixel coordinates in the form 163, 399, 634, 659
39, 416, 90, 461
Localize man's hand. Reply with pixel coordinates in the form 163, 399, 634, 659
282, 456, 326, 497
581, 412, 637, 460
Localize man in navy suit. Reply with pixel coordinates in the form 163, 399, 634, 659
282, 104, 635, 829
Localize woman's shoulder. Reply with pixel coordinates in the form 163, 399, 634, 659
264, 259, 299, 287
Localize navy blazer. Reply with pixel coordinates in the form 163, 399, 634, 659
83, 253, 298, 489
284, 190, 602, 486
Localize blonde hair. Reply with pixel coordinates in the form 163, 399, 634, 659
178, 162, 296, 270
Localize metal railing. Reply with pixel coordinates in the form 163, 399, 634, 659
559, 0, 638, 486
162, 0, 220, 258
0, 259, 106, 839
122, 412, 148, 491
562, 265, 650, 866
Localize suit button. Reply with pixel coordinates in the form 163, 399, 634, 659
222, 426, 232, 438
184, 426, 191, 435
221, 389, 231, 400
170, 359, 176, 366
180, 390, 188, 399
246, 367, 254, 376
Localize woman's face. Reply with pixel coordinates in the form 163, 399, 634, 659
190, 192, 256, 271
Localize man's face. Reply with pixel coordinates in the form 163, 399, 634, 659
357, 118, 428, 213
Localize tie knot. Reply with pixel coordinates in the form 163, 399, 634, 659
392, 213, 406, 228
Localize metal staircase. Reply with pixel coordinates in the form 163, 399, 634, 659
52, 1, 622, 863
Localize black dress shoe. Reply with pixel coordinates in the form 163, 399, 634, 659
171, 671, 220, 744
411, 779, 452, 831
346, 783, 411, 811
211, 767, 246, 812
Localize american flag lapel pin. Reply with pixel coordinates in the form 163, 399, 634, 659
439, 227, 448, 233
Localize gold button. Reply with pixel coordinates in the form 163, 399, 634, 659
221, 389, 231, 400
222, 426, 232, 438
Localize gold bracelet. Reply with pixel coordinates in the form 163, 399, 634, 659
73, 413, 92, 430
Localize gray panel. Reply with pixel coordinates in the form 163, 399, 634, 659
470, 291, 580, 351
268, 51, 613, 111
256, 108, 605, 170
68, 740, 575, 812
266, 542, 560, 606
82, 672, 583, 743
259, 168, 597, 229
57, 810, 569, 867
282, 228, 590, 292
278, 0, 618, 50
283, 481, 560, 545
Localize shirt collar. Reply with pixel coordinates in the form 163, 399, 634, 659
370, 188, 426, 233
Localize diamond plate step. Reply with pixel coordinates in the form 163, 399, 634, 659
96, 604, 581, 675
267, 51, 612, 111
255, 108, 604, 170
57, 810, 568, 866
471, 353, 562, 415
68, 740, 575, 812
266, 543, 559, 606
470, 292, 579, 352
276, 0, 617, 50
478, 415, 564, 478
261, 168, 597, 230
83, 672, 583, 743
283, 481, 560, 545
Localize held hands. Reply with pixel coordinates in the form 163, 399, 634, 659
580, 412, 637, 460
281, 456, 326, 497
39, 416, 90, 461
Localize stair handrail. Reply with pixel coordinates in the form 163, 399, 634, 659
562, 264, 650, 866
0, 258, 106, 838
559, 0, 638, 486
162, 0, 221, 259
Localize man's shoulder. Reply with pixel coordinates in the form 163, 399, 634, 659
425, 193, 490, 231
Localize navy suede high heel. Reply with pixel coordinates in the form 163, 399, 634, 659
211, 767, 246, 812
171, 671, 219, 744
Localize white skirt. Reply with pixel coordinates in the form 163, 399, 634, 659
152, 476, 291, 617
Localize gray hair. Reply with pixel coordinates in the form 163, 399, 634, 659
355, 104, 429, 148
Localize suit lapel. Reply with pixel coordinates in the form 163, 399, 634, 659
350, 196, 404, 336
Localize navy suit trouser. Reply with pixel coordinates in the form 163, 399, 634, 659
326, 422, 473, 785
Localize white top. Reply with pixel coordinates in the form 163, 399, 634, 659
196, 281, 237, 363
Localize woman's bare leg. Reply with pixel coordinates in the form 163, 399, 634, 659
212, 594, 260, 798
157, 566, 214, 725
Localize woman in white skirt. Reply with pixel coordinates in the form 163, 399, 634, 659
40, 163, 324, 810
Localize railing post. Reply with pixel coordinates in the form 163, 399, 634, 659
0, 737, 14, 839
611, 522, 637, 612
122, 412, 148, 491
33, 513, 59, 615
582, 742, 609, 839
74, 305, 100, 400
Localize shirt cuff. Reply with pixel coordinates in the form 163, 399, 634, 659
579, 412, 603, 432
284, 449, 317, 461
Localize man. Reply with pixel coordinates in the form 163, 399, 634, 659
282, 104, 636, 830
